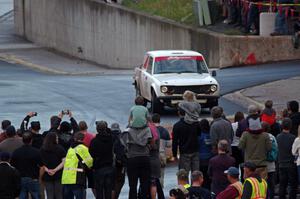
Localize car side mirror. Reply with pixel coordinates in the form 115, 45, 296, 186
211, 70, 217, 77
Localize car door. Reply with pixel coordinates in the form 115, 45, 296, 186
140, 56, 153, 101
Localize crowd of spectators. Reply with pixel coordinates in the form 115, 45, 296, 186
220, 0, 300, 37
0, 92, 300, 199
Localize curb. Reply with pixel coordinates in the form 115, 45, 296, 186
0, 53, 71, 75
223, 89, 265, 111
0, 10, 13, 22
0, 53, 132, 76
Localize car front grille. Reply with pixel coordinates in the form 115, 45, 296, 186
167, 85, 213, 95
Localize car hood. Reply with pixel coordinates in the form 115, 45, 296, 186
153, 73, 218, 86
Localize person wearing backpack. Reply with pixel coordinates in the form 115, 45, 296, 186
262, 122, 278, 199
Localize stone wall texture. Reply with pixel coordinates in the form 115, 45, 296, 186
14, 0, 300, 68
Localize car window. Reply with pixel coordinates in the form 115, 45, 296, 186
143, 56, 149, 69
153, 56, 208, 74
147, 57, 153, 74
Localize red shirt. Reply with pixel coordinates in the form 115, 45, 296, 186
216, 184, 240, 199
82, 131, 95, 148
0, 132, 7, 143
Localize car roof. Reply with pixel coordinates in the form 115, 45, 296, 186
146, 50, 203, 57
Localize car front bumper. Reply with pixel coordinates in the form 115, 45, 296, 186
157, 95, 219, 107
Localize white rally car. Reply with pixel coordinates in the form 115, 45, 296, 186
133, 50, 220, 113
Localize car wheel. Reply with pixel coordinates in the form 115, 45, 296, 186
151, 91, 163, 114
209, 99, 219, 110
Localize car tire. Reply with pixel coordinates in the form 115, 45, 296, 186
209, 99, 219, 110
151, 91, 163, 114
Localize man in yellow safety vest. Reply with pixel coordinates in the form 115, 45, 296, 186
241, 162, 267, 199
217, 167, 243, 199
62, 132, 93, 199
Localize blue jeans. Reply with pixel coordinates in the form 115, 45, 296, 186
274, 10, 289, 34
19, 177, 40, 199
63, 184, 85, 199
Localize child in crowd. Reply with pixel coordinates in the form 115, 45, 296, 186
261, 100, 276, 126
178, 90, 201, 124
128, 96, 150, 129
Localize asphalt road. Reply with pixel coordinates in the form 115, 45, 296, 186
1, 59, 300, 130
1, 59, 300, 198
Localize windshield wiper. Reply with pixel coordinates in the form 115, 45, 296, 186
176, 71, 197, 74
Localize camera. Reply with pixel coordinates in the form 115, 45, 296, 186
33, 112, 38, 116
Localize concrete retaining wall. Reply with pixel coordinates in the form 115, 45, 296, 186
14, 0, 300, 69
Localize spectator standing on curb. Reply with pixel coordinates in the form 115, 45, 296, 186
188, 170, 211, 199
110, 123, 126, 199
0, 125, 23, 154
292, 126, 300, 184
210, 106, 234, 154
0, 152, 21, 199
276, 118, 297, 199
287, 100, 300, 136
11, 132, 43, 199
198, 118, 213, 190
62, 132, 93, 199
172, 107, 200, 174
89, 121, 115, 199
241, 162, 268, 199
208, 140, 235, 196
40, 133, 66, 199
20, 112, 43, 149
0, 120, 11, 143
152, 114, 171, 189
217, 167, 242, 199
238, 105, 272, 180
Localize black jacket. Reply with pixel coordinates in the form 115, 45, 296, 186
290, 112, 300, 136
172, 118, 200, 157
89, 130, 114, 169
20, 115, 44, 149
0, 162, 21, 199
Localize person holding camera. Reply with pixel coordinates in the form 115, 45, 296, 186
20, 112, 43, 149
56, 110, 80, 151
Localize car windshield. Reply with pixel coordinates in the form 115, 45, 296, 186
153, 56, 209, 74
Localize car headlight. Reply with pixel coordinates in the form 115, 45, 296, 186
210, 85, 217, 92
161, 86, 168, 93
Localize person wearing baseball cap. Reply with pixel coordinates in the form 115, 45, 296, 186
216, 167, 242, 199
241, 162, 268, 199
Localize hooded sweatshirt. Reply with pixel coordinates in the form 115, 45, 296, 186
89, 130, 114, 169
238, 116, 272, 167
178, 101, 202, 124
